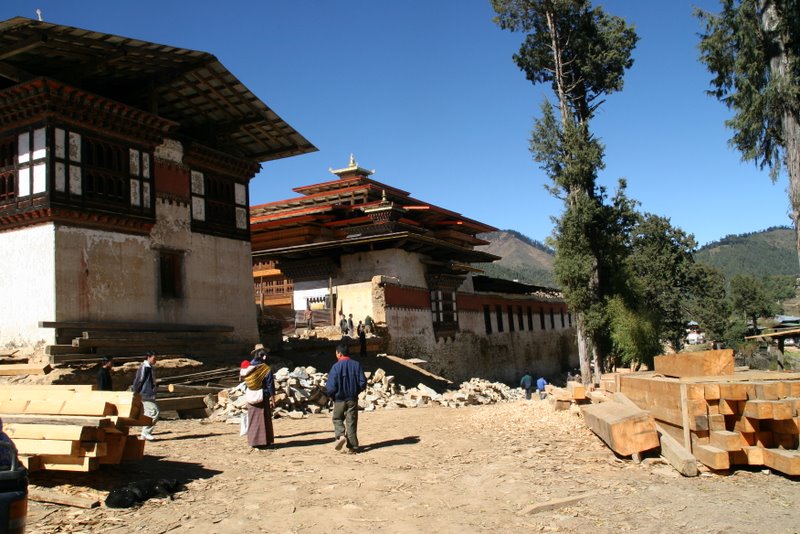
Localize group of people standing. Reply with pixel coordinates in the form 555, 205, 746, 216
339, 311, 368, 358
240, 342, 367, 453
519, 371, 548, 400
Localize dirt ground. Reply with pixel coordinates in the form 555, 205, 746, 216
26, 400, 800, 534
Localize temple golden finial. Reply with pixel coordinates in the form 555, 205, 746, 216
349, 153, 356, 167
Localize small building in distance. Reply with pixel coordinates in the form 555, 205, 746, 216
251, 156, 577, 382
0, 17, 315, 357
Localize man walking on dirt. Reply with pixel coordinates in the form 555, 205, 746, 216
327, 343, 367, 453
132, 351, 160, 441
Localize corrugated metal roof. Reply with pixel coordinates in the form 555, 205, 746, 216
0, 16, 316, 163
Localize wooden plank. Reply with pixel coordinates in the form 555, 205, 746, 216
718, 398, 738, 415
719, 383, 748, 401
566, 381, 586, 400
693, 444, 730, 470
0, 415, 113, 427
763, 448, 800, 476
743, 399, 794, 420
613, 392, 698, 476
709, 430, 743, 452
753, 382, 781, 400
28, 489, 100, 509
708, 413, 726, 431
774, 432, 798, 449
743, 446, 765, 465
653, 350, 734, 378
582, 401, 659, 456
39, 320, 234, 333
121, 435, 145, 461
99, 429, 127, 465
734, 417, 759, 433
680, 383, 692, 451
156, 395, 209, 411
166, 384, 224, 395
38, 455, 98, 472
19, 455, 41, 472
0, 364, 51, 376
13, 438, 78, 456
4, 423, 100, 441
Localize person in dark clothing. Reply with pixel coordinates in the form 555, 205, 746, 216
357, 321, 367, 358
327, 343, 367, 453
520, 371, 533, 400
132, 352, 159, 441
97, 356, 114, 391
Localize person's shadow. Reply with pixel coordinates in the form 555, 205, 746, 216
358, 436, 420, 452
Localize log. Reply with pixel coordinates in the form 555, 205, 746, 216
566, 381, 586, 400
653, 350, 734, 377
166, 384, 224, 395
763, 448, 800, 476
613, 392, 698, 476
693, 444, 730, 470
0, 364, 51, 376
4, 423, 101, 441
28, 488, 100, 509
156, 395, 209, 411
0, 415, 113, 427
582, 401, 659, 457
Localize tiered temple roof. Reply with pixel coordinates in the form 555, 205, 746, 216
250, 156, 500, 273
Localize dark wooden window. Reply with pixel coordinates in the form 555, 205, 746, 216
431, 290, 458, 332
568, 313, 572, 327
550, 308, 555, 329
159, 251, 183, 299
518, 306, 524, 331
0, 136, 14, 201
507, 305, 515, 332
540, 307, 546, 330
483, 305, 492, 334
527, 307, 533, 330
561, 310, 565, 328
496, 305, 504, 333
205, 174, 235, 226
84, 137, 127, 204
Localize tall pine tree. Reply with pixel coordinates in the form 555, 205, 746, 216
492, 0, 638, 384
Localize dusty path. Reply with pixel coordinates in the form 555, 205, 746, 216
27, 401, 799, 533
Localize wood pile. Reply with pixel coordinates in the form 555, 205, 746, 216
617, 349, 800, 476
0, 385, 152, 472
39, 320, 248, 364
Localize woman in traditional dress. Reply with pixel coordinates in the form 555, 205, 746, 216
241, 344, 275, 449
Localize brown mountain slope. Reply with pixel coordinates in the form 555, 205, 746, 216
474, 230, 555, 286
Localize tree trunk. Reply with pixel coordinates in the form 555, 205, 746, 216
761, 0, 800, 270
576, 313, 592, 385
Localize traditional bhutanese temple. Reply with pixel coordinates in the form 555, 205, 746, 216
251, 156, 577, 382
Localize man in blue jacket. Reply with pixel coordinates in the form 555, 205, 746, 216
327, 343, 367, 453
132, 351, 159, 441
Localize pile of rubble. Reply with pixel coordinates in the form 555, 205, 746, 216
208, 366, 525, 422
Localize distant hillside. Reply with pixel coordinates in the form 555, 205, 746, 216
473, 230, 556, 287
695, 226, 798, 279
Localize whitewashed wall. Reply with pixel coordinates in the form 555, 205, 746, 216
0, 224, 57, 348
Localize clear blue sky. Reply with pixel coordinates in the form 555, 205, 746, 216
4, 1, 791, 247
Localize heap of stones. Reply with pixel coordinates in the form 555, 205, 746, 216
208, 366, 525, 422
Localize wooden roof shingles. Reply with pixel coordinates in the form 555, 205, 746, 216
0, 16, 315, 163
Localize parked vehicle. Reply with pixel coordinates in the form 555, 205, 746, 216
0, 442, 27, 533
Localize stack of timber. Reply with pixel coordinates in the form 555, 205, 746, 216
0, 348, 50, 376
0, 385, 151, 472
543, 381, 589, 410
40, 321, 248, 364
619, 349, 800, 476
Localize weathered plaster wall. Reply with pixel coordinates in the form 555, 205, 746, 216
51, 197, 257, 343
384, 307, 577, 383
339, 249, 427, 287
0, 224, 57, 348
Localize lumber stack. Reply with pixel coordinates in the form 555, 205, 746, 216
619, 349, 800, 475
0, 385, 151, 472
39, 320, 248, 364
